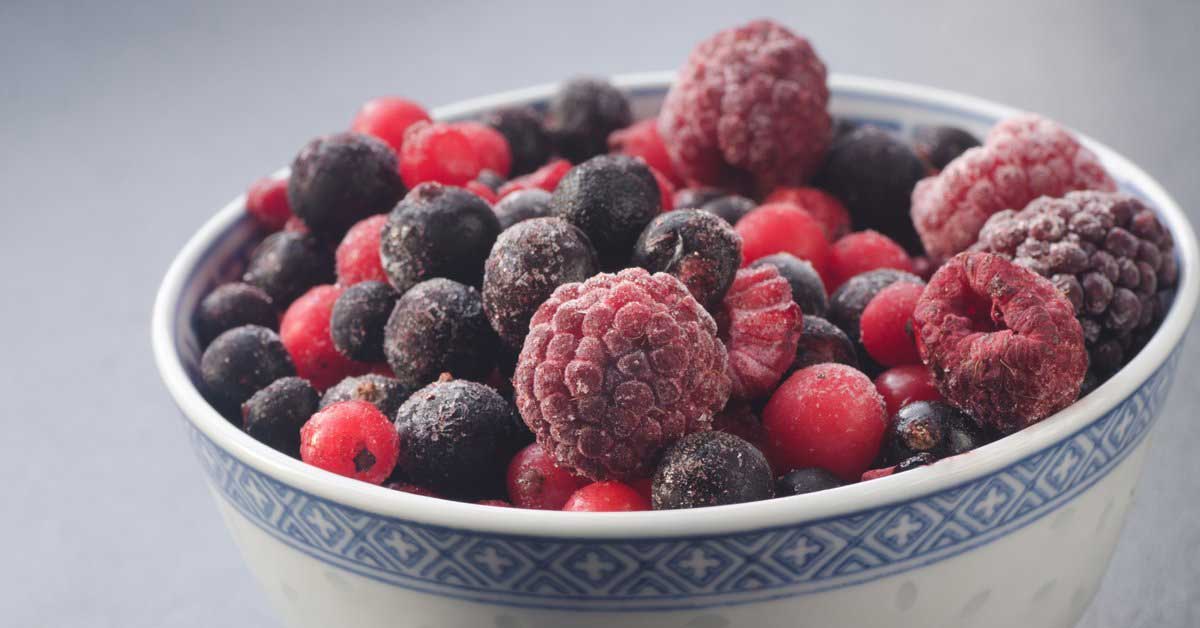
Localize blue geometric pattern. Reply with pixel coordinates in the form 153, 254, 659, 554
185, 346, 1179, 611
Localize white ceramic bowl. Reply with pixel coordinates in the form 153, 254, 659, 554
153, 73, 1198, 628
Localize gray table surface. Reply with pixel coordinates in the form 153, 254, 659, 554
3, 1, 1197, 626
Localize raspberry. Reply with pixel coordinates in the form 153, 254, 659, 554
399, 122, 483, 189
827, 231, 914, 290
484, 107, 552, 176
562, 481, 650, 512
912, 252, 1088, 432
879, 400, 988, 466
281, 285, 371, 391
245, 176, 292, 231
659, 20, 830, 194
288, 132, 405, 240
546, 78, 632, 163
735, 203, 831, 276
776, 468, 843, 496
243, 231, 334, 306
464, 180, 498, 205
828, 269, 924, 343
242, 377, 318, 458
860, 281, 924, 366
195, 282, 278, 345
913, 125, 981, 172
506, 442, 589, 510
384, 279, 498, 390
764, 186, 852, 241
300, 400, 399, 485
631, 210, 742, 308
711, 402, 768, 453
912, 114, 1117, 260
648, 165, 676, 213
492, 189, 554, 230
497, 159, 571, 198
455, 122, 512, 178
974, 191, 1178, 374
335, 214, 389, 286
790, 315, 858, 372
552, 155, 660, 268
513, 268, 731, 481
319, 373, 413, 420
330, 281, 398, 362
200, 325, 295, 409
350, 96, 431, 153
874, 364, 942, 417
651, 431, 774, 510
763, 363, 887, 481
718, 265, 804, 399
608, 118, 682, 187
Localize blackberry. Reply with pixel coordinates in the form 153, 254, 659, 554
652, 431, 774, 510
775, 467, 843, 496
330, 281, 398, 362
484, 107, 552, 176
790, 315, 858, 372
379, 182, 501, 293
483, 217, 599, 350
200, 325, 295, 408
828, 268, 924, 342
749, 253, 828, 317
545, 77, 632, 163
492, 189, 555, 231
631, 210, 742, 308
699, 194, 756, 226
242, 231, 334, 306
817, 126, 926, 253
241, 377, 318, 458
913, 125, 981, 171
320, 374, 413, 420
552, 155, 660, 268
195, 282, 277, 345
393, 380, 517, 499
879, 401, 988, 466
673, 187, 725, 210
287, 132, 405, 240
975, 191, 1177, 374
383, 279, 498, 389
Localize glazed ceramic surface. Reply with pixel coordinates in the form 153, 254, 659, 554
153, 73, 1198, 628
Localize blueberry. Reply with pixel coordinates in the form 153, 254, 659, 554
383, 279, 498, 389
673, 187, 725, 210
552, 154, 659, 268
631, 209, 741, 307
320, 374, 413, 420
879, 400, 988, 466
195, 282, 277, 345
242, 377, 318, 458
475, 169, 505, 192
485, 107, 552, 176
789, 315, 858, 372
492, 189, 555, 231
652, 431, 774, 510
330, 281, 398, 362
913, 125, 981, 171
699, 194, 757, 226
775, 468, 843, 496
288, 132, 405, 240
242, 231, 334, 306
749, 253, 828, 317
546, 78, 632, 163
200, 325, 295, 408
828, 269, 924, 341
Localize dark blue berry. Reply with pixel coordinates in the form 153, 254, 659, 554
242, 377, 317, 458
828, 269, 924, 342
330, 281, 397, 362
913, 125, 980, 171
880, 400, 987, 466
320, 374, 413, 420
475, 169, 505, 192
631, 209, 741, 307
652, 431, 774, 510
546, 78, 632, 163
493, 189, 555, 231
383, 279, 498, 389
673, 187, 724, 210
790, 315, 858, 372
485, 107, 551, 176
195, 282, 277, 345
242, 231, 334, 306
775, 467, 843, 496
288, 132, 405, 240
700, 194, 756, 226
552, 154, 659, 268
750, 253, 828, 317
200, 325, 295, 408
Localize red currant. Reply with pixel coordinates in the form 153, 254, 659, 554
300, 400, 399, 485
860, 282, 924, 366
874, 364, 942, 417
562, 481, 650, 512
245, 176, 292, 231
506, 443, 589, 510
351, 97, 431, 153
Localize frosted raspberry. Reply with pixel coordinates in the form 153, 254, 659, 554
911, 114, 1116, 260
659, 20, 831, 194
912, 252, 1087, 432
718, 265, 804, 399
513, 268, 731, 481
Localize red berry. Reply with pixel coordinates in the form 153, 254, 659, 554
335, 214, 389, 286
477, 499, 513, 507
628, 477, 654, 502
827, 231, 913, 290
763, 363, 887, 482
497, 159, 572, 198
464, 180, 499, 205
735, 203, 830, 276
350, 97, 431, 154
608, 118, 682, 187
506, 442, 589, 510
400, 121, 482, 189
562, 481, 650, 512
455, 122, 512, 178
860, 282, 924, 366
874, 364, 942, 417
648, 165, 676, 212
245, 176, 293, 231
718, 265, 804, 399
763, 187, 851, 241
283, 215, 310, 234
860, 466, 895, 482
280, 285, 371, 391
300, 400, 399, 485
386, 482, 439, 497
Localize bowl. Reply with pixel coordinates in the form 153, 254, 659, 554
152, 72, 1198, 628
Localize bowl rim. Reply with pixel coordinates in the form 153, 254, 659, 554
152, 71, 1199, 540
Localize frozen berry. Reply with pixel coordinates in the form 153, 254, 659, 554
913, 252, 1088, 432
699, 194, 757, 226
281, 285, 370, 391
828, 269, 924, 342
319, 373, 412, 419
330, 281, 398, 362
477, 499, 512, 507
860, 281, 923, 366
384, 279, 497, 389
350, 96, 431, 153
632, 209, 742, 308
464, 180, 498, 205
911, 255, 938, 281
863, 452, 938, 481
243, 231, 334, 306
195, 282, 277, 345
241, 377, 317, 458
283, 215, 309, 234
763, 363, 887, 481
386, 482, 439, 497
492, 189, 555, 231
735, 203, 830, 278
763, 186, 852, 241
552, 155, 660, 267
201, 325, 296, 408
913, 125, 980, 171
912, 114, 1116, 259
288, 132, 404, 240
659, 19, 830, 193
455, 122, 512, 178
749, 253, 828, 317
380, 182, 501, 293
483, 217, 599, 350
711, 402, 768, 453
475, 169, 505, 192
609, 118, 682, 186
485, 107, 551, 176
775, 467, 843, 496
880, 401, 987, 466
790, 315, 858, 372
497, 159, 572, 198
393, 380, 517, 499
245, 176, 292, 231
652, 431, 773, 510
334, 214, 389, 286
300, 400, 399, 484
398, 121, 482, 189
828, 231, 914, 290
546, 77, 632, 163
648, 165, 676, 212
874, 364, 942, 417
718, 265, 804, 399
506, 442, 589, 510
562, 481, 650, 512
817, 126, 925, 253
673, 187, 725, 210
513, 268, 731, 480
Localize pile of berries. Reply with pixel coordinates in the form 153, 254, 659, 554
197, 19, 1176, 512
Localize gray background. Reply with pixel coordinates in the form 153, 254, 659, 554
2, 1, 1197, 626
